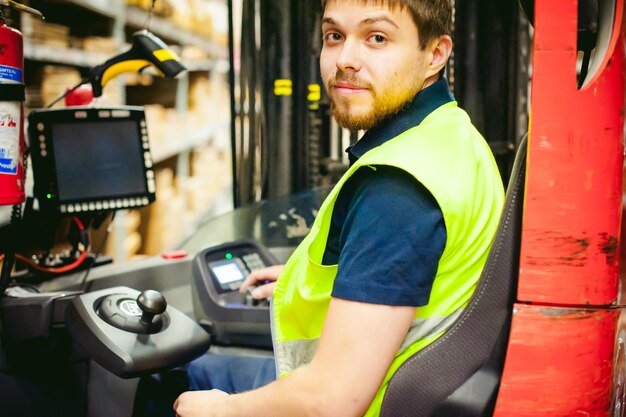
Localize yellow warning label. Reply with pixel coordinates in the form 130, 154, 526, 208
274, 79, 293, 96
307, 84, 321, 102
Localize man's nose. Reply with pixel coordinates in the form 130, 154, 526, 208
336, 38, 362, 72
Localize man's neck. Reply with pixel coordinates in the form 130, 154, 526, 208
347, 77, 454, 163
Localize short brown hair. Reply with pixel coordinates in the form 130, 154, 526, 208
322, 0, 453, 49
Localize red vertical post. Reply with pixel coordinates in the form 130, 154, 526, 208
493, 0, 625, 414
518, 0, 624, 306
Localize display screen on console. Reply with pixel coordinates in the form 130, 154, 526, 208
209, 259, 246, 289
52, 120, 147, 201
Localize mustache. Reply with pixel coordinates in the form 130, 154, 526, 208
328, 72, 372, 89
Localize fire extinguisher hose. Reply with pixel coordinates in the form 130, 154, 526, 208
0, 203, 22, 297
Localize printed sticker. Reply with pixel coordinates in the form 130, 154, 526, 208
0, 102, 20, 175
0, 65, 22, 83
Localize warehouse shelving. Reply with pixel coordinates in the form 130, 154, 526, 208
151, 122, 229, 164
24, 40, 110, 67
60, 0, 120, 18
13, 0, 233, 262
124, 6, 226, 58
24, 39, 226, 73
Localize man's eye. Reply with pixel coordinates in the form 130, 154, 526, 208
369, 34, 387, 44
324, 32, 343, 42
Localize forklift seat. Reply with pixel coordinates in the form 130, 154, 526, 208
380, 136, 527, 417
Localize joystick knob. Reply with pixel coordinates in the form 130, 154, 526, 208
137, 290, 167, 327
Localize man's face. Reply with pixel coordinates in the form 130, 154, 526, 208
321, 1, 433, 131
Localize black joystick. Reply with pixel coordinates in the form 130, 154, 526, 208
97, 289, 168, 334
138, 289, 167, 327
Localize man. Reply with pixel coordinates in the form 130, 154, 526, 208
174, 0, 504, 415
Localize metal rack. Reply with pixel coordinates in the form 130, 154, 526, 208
14, 0, 231, 261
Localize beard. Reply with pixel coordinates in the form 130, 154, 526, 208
327, 71, 422, 131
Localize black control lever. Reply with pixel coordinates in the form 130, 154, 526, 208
65, 286, 211, 378
138, 289, 167, 328
96, 289, 167, 334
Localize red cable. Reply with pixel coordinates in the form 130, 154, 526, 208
15, 250, 88, 274
4, 216, 89, 274
72, 216, 85, 230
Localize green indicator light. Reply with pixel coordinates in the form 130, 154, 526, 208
225, 253, 233, 260
46, 194, 52, 199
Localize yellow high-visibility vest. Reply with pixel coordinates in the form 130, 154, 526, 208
272, 101, 505, 416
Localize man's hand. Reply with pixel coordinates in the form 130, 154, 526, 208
239, 265, 284, 299
173, 389, 228, 417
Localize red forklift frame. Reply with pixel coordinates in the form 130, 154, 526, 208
494, 0, 625, 414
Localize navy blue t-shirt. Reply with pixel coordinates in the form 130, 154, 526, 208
322, 78, 453, 307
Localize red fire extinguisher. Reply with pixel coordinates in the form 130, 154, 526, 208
0, 13, 25, 206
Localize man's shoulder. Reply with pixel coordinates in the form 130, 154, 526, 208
336, 165, 441, 217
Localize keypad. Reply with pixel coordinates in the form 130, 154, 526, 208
243, 253, 266, 271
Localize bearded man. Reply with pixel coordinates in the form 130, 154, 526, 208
174, 1, 504, 416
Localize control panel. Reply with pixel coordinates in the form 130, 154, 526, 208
208, 252, 267, 293
65, 286, 211, 378
192, 240, 279, 348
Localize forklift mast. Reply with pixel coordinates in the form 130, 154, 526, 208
227, 0, 530, 206
228, 0, 328, 207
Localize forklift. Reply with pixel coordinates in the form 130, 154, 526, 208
0, 0, 623, 416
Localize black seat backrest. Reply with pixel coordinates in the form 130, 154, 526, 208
380, 136, 528, 417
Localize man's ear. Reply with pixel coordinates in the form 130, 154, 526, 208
425, 35, 453, 78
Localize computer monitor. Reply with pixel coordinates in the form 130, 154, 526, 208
28, 106, 156, 214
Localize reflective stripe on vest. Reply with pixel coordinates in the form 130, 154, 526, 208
271, 101, 505, 416
273, 308, 465, 377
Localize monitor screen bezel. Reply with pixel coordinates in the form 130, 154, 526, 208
29, 106, 156, 214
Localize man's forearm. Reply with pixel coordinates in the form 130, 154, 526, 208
175, 299, 415, 417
